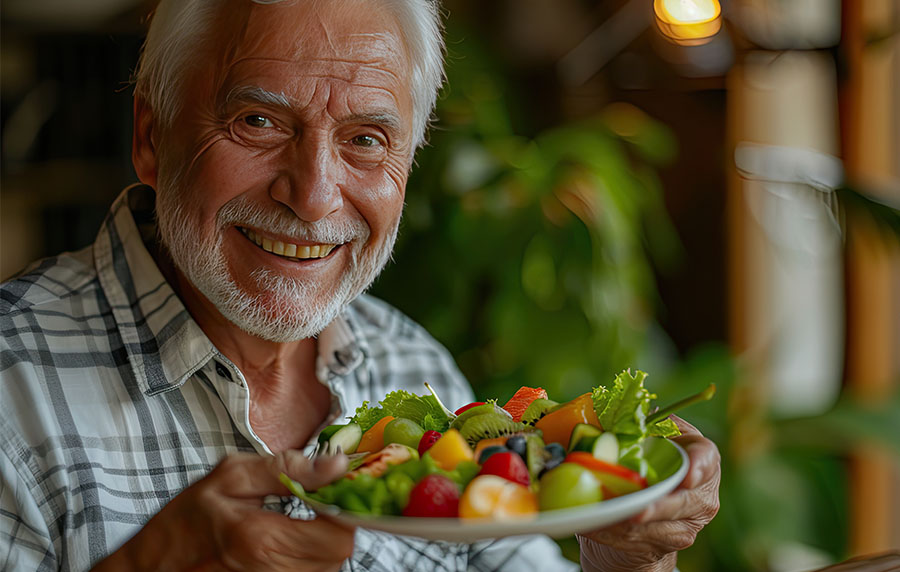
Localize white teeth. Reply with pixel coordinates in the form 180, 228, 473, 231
239, 227, 336, 260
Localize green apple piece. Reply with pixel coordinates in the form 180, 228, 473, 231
382, 418, 425, 449
593, 469, 644, 498
538, 462, 602, 511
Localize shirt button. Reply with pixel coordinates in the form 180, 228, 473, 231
215, 362, 232, 380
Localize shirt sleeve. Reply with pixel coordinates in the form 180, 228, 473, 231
466, 535, 580, 572
0, 448, 56, 572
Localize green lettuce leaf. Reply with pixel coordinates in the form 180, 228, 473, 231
592, 369, 682, 439
593, 369, 654, 437
351, 401, 387, 433
648, 417, 681, 438
350, 390, 452, 434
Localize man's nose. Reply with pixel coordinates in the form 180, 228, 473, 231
269, 137, 343, 222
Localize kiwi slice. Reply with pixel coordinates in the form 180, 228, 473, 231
521, 398, 559, 426
450, 403, 508, 431
524, 432, 547, 485
458, 413, 525, 446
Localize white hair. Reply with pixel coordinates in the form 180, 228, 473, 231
134, 0, 445, 150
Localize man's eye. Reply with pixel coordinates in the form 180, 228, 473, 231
351, 134, 380, 148
244, 114, 274, 128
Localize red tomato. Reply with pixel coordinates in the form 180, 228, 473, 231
478, 451, 530, 487
564, 452, 648, 488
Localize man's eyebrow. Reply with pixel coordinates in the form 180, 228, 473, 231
222, 86, 404, 134
342, 111, 403, 134
223, 85, 292, 110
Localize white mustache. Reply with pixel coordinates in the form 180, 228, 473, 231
217, 196, 370, 244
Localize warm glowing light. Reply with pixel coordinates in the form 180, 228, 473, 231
657, 0, 720, 23
654, 0, 722, 45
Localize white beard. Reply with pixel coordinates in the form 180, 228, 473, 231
155, 177, 398, 342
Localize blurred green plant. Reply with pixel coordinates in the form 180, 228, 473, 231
370, 22, 900, 572
654, 347, 899, 571
372, 27, 680, 403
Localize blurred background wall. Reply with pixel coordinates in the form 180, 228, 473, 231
1, 1, 898, 570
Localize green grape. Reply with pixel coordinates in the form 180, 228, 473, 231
538, 463, 602, 511
383, 418, 425, 449
385, 471, 415, 509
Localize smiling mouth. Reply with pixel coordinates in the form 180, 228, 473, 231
238, 227, 339, 261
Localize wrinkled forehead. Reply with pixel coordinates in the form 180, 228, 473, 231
224, 1, 410, 80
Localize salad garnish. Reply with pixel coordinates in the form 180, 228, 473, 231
285, 370, 714, 520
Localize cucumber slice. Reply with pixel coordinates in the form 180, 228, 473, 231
317, 424, 343, 444
568, 423, 603, 452
590, 431, 619, 464
327, 423, 362, 454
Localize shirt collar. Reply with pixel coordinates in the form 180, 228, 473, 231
94, 185, 216, 395
94, 184, 367, 396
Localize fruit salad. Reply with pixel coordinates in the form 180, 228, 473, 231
289, 370, 714, 521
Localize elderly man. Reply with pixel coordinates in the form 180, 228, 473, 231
0, 0, 720, 570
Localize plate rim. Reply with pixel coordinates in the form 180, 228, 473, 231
304, 438, 689, 541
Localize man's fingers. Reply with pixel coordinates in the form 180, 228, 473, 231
278, 452, 349, 491
636, 472, 720, 524
206, 451, 348, 498
218, 509, 356, 568
671, 415, 721, 489
670, 414, 699, 436
583, 518, 700, 555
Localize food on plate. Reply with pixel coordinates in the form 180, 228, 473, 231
288, 370, 714, 521
459, 475, 538, 520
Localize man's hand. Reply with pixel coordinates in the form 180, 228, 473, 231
93, 451, 354, 572
578, 416, 721, 572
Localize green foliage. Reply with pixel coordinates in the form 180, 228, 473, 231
651, 347, 899, 571
372, 28, 679, 403
350, 390, 452, 433
369, 22, 900, 572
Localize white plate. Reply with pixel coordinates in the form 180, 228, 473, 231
305, 437, 688, 542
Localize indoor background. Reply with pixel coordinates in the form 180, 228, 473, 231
1, 1, 898, 570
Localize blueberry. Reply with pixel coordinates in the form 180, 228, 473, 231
538, 443, 567, 478
505, 435, 527, 458
544, 442, 566, 460
478, 445, 509, 464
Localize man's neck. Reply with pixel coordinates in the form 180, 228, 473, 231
162, 261, 331, 452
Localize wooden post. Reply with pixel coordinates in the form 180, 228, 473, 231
840, 0, 900, 556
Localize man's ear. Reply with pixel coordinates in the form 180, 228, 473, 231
132, 96, 159, 188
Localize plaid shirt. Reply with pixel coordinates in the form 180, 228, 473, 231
0, 186, 577, 572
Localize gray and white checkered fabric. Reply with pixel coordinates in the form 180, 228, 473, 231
1, 186, 577, 571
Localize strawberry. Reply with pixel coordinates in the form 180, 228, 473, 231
402, 474, 460, 518
417, 430, 442, 456
478, 451, 530, 487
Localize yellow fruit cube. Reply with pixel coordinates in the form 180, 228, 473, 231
426, 428, 474, 471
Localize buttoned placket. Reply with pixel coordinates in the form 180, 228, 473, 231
203, 351, 360, 457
